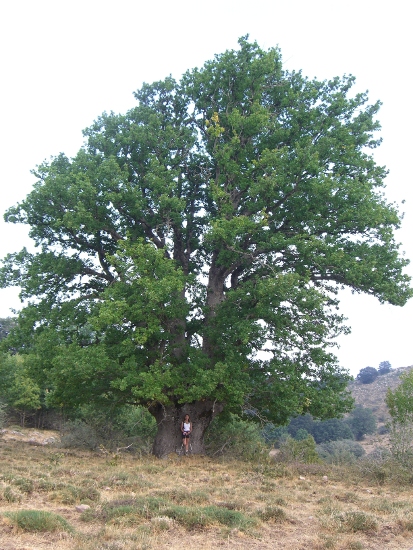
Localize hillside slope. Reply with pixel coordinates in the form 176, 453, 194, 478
348, 366, 413, 424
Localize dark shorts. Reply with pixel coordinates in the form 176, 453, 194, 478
182, 431, 191, 438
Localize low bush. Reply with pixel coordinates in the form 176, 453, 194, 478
59, 404, 156, 452
337, 511, 377, 533
277, 435, 320, 464
258, 505, 287, 522
3, 510, 74, 533
317, 440, 365, 465
205, 414, 267, 459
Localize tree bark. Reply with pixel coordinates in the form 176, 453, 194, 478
149, 400, 224, 458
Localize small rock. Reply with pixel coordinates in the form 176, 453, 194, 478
299, 476, 306, 480
75, 504, 90, 512
322, 475, 328, 482
104, 486, 111, 491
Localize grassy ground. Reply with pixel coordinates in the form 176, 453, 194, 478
1, 429, 413, 549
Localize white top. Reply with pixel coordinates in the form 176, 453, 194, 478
183, 422, 191, 431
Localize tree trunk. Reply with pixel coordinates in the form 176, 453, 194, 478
149, 400, 224, 458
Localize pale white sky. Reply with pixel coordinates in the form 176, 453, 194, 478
0, 1, 411, 375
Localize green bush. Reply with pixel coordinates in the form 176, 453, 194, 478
346, 406, 377, 441
258, 506, 287, 522
205, 414, 267, 459
60, 404, 156, 451
277, 435, 320, 464
317, 439, 365, 464
60, 419, 101, 450
262, 423, 288, 446
338, 511, 377, 532
261, 413, 357, 450
312, 418, 354, 443
3, 510, 74, 533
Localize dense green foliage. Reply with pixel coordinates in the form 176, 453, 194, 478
0, 353, 41, 425
205, 413, 267, 459
378, 361, 392, 375
316, 439, 365, 464
386, 370, 413, 424
265, 408, 375, 445
277, 435, 320, 463
345, 405, 377, 441
59, 403, 156, 451
356, 367, 379, 384
1, 38, 411, 443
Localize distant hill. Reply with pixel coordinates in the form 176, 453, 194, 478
346, 366, 413, 453
348, 366, 413, 425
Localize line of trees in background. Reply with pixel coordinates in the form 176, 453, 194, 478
263, 406, 377, 445
356, 361, 392, 384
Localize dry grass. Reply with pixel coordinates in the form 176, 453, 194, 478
1, 429, 413, 549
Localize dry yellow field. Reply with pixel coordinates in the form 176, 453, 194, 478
1, 429, 413, 550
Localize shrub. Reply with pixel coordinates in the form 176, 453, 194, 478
346, 406, 376, 440
205, 414, 267, 459
377, 425, 389, 435
277, 435, 320, 464
60, 404, 156, 452
262, 423, 288, 446
287, 413, 314, 439
258, 506, 287, 522
338, 511, 377, 532
356, 367, 378, 384
317, 439, 365, 464
386, 369, 413, 424
312, 418, 354, 444
378, 361, 392, 375
60, 420, 101, 450
387, 420, 413, 465
3, 510, 74, 533
295, 428, 309, 441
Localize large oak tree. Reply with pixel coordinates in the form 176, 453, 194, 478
1, 38, 411, 456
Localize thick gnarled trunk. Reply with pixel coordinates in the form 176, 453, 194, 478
149, 400, 224, 458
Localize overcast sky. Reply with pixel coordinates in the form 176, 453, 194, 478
0, 0, 411, 375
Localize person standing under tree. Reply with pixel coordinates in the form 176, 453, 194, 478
181, 414, 192, 455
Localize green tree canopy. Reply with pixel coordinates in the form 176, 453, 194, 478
356, 366, 379, 384
1, 38, 411, 455
378, 360, 392, 375
345, 405, 377, 440
386, 370, 413, 424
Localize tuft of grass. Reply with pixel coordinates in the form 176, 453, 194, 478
2, 486, 21, 503
337, 511, 378, 533
12, 477, 34, 494
50, 483, 100, 504
3, 510, 74, 533
81, 496, 167, 523
258, 505, 287, 522
163, 503, 257, 530
398, 516, 413, 531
